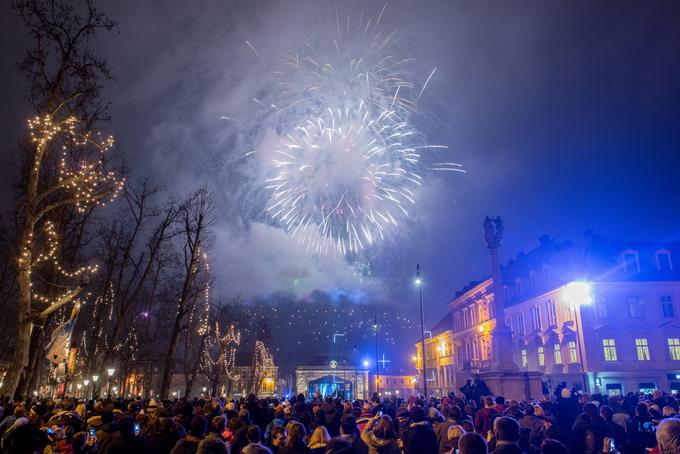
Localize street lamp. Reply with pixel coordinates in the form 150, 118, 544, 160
92, 375, 99, 397
106, 368, 115, 397
373, 316, 380, 395
416, 264, 428, 399
562, 281, 593, 393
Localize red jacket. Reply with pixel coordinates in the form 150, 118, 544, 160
474, 407, 500, 438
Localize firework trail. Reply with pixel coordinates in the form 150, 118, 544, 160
248, 4, 463, 255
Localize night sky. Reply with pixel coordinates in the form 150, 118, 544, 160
2, 0, 680, 360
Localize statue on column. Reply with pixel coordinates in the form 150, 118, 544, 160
483, 216, 517, 371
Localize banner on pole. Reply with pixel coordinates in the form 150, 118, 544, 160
44, 305, 79, 365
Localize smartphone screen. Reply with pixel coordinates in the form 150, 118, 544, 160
88, 428, 96, 439
134, 423, 140, 435
609, 439, 615, 451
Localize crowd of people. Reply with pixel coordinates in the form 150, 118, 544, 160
1, 384, 680, 454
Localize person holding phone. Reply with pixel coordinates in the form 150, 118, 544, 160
361, 414, 401, 454
104, 416, 146, 453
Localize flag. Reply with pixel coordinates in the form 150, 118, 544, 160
44, 305, 79, 364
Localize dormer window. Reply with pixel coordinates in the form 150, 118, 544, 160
656, 249, 673, 272
515, 279, 522, 297
622, 250, 640, 272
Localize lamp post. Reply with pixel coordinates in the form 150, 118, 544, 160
83, 379, 90, 399
92, 375, 99, 398
416, 264, 427, 399
107, 368, 115, 397
562, 281, 593, 393
373, 316, 379, 395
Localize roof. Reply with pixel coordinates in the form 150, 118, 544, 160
450, 231, 680, 308
430, 313, 453, 336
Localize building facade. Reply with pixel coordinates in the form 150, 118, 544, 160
372, 374, 418, 397
295, 358, 370, 399
414, 322, 456, 397
419, 232, 680, 397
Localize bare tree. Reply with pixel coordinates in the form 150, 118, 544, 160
159, 188, 215, 399
5, 0, 120, 399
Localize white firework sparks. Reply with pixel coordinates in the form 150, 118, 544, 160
250, 5, 463, 255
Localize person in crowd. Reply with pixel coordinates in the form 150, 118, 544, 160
459, 432, 489, 454
146, 410, 185, 454
403, 405, 438, 454
336, 412, 369, 454
475, 397, 500, 439
172, 415, 208, 454
307, 424, 330, 454
539, 439, 569, 454
197, 437, 228, 454
360, 414, 400, 454
627, 402, 658, 450
489, 416, 522, 454
105, 415, 146, 454
518, 404, 544, 445
95, 410, 118, 453
267, 425, 286, 454
279, 421, 311, 454
656, 417, 680, 454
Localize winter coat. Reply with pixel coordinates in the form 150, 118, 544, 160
103, 433, 147, 454
490, 441, 524, 454
402, 421, 438, 454
94, 422, 118, 453
170, 435, 202, 454
474, 407, 500, 438
146, 428, 182, 454
279, 441, 313, 454
361, 424, 400, 454
518, 415, 545, 444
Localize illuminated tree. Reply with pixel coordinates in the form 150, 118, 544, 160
5, 0, 121, 398
159, 189, 215, 399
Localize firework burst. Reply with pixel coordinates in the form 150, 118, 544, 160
249, 5, 462, 255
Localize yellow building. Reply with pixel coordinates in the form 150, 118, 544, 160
414, 315, 456, 397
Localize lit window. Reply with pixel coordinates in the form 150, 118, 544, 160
669, 338, 680, 361
635, 338, 650, 361
661, 295, 675, 318
553, 343, 562, 364
538, 346, 545, 367
521, 349, 528, 368
603, 339, 617, 361
568, 341, 578, 363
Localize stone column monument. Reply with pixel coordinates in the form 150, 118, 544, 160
479, 216, 543, 399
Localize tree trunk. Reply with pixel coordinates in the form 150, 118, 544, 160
5, 264, 33, 399
19, 323, 45, 398
159, 312, 182, 399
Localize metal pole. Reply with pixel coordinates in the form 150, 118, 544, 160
374, 315, 380, 395
417, 264, 428, 399
575, 306, 588, 393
